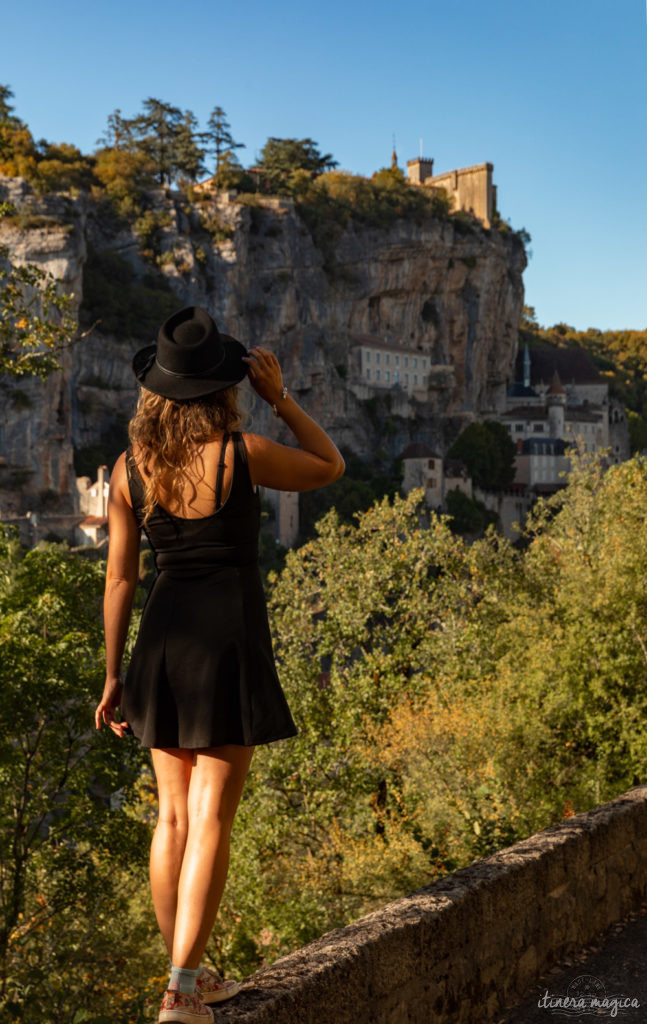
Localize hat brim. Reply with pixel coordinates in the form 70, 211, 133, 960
132, 334, 249, 400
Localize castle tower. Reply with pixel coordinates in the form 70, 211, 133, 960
546, 370, 566, 438
406, 157, 434, 184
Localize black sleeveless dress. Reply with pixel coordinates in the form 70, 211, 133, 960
121, 431, 298, 749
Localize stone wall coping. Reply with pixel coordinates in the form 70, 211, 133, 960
212, 785, 647, 1023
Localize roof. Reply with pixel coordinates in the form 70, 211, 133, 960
444, 458, 470, 477
400, 443, 441, 459
513, 346, 602, 386
351, 334, 430, 357
502, 406, 601, 423
507, 382, 538, 398
546, 370, 566, 396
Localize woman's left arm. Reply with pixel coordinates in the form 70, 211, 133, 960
94, 452, 141, 738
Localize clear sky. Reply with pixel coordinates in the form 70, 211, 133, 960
2, 0, 645, 331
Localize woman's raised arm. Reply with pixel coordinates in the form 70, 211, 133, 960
242, 346, 345, 492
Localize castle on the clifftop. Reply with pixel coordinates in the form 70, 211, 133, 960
405, 156, 496, 228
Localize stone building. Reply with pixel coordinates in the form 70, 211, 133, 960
501, 344, 630, 479
76, 465, 109, 546
406, 158, 497, 228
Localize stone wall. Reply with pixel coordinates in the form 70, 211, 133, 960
213, 784, 647, 1024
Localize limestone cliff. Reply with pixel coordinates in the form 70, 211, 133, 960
0, 176, 526, 514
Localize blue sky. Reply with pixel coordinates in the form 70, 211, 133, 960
2, 0, 645, 331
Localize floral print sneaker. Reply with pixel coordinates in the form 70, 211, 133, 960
158, 988, 214, 1023
196, 965, 241, 1005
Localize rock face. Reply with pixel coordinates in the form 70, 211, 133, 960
0, 177, 526, 514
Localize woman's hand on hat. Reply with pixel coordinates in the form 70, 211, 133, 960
242, 346, 285, 407
95, 675, 130, 739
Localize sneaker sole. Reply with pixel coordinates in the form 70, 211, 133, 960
159, 1009, 214, 1023
202, 980, 241, 1004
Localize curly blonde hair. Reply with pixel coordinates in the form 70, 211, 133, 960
128, 386, 246, 526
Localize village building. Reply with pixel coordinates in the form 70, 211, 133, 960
75, 465, 109, 546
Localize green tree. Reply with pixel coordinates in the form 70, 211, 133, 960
447, 420, 516, 489
132, 98, 205, 187
0, 528, 154, 1020
203, 106, 245, 179
259, 137, 337, 193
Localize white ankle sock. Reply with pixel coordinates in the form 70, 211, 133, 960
169, 965, 199, 995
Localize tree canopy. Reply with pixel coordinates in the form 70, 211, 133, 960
446, 420, 517, 489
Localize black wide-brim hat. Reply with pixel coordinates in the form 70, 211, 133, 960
132, 306, 248, 400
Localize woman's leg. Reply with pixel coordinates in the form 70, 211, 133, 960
171, 744, 255, 968
150, 747, 194, 956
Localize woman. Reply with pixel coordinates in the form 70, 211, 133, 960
94, 307, 344, 1024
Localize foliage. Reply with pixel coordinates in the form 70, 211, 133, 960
445, 487, 498, 535
203, 107, 245, 181
297, 448, 403, 543
258, 137, 337, 194
291, 167, 452, 273
211, 450, 647, 975
79, 247, 179, 340
446, 420, 516, 489
0, 203, 77, 380
0, 528, 155, 1022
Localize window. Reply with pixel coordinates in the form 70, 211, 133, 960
385, 353, 390, 365
366, 369, 371, 380
404, 357, 409, 367
427, 459, 435, 469
395, 355, 399, 366
376, 352, 381, 363
404, 373, 409, 384
394, 371, 399, 383
414, 374, 418, 385
422, 358, 427, 368
422, 376, 426, 387
534, 423, 544, 432
428, 477, 436, 488
365, 350, 371, 361
385, 370, 390, 382
413, 357, 418, 368
515, 424, 523, 432
376, 369, 381, 380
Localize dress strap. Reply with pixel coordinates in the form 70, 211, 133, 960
214, 432, 230, 510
